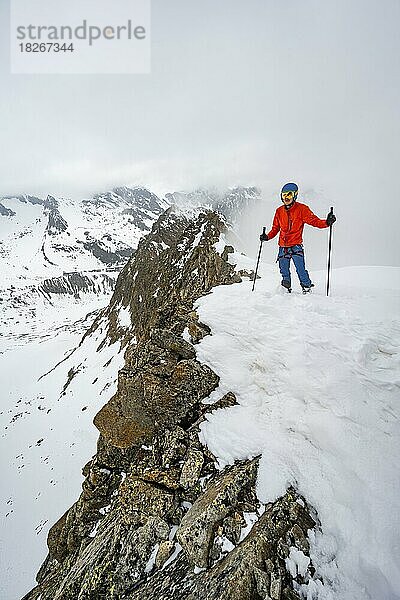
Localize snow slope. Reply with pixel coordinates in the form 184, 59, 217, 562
0, 302, 129, 600
195, 251, 400, 600
0, 188, 168, 287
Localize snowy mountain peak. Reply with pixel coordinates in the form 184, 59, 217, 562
86, 186, 168, 212
0, 186, 171, 346
45, 206, 68, 236
165, 185, 261, 224
2, 193, 56, 210
0, 186, 169, 280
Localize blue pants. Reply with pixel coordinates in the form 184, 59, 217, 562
277, 245, 312, 287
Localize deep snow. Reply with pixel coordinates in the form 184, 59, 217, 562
0, 300, 126, 600
196, 250, 400, 600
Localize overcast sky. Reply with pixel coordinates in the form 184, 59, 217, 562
1, 0, 399, 266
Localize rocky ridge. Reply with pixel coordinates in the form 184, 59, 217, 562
23, 207, 319, 600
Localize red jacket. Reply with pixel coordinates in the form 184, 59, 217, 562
267, 202, 328, 247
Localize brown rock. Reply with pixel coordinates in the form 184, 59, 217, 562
176, 459, 259, 568
155, 540, 175, 569
179, 449, 204, 490
118, 476, 176, 524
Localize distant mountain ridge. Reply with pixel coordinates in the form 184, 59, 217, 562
165, 185, 260, 224
0, 185, 261, 343
0, 187, 169, 281
0, 186, 170, 345
0, 185, 260, 287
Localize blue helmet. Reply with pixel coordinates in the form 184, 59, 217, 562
281, 182, 298, 194
281, 182, 298, 202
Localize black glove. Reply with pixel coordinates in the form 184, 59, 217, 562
259, 232, 268, 242
326, 213, 336, 226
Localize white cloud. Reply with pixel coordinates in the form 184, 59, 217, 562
0, 0, 399, 265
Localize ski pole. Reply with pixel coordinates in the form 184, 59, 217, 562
252, 227, 265, 292
326, 207, 334, 296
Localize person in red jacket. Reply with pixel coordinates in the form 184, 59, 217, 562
260, 182, 336, 293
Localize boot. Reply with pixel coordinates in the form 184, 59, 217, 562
281, 279, 292, 293
301, 283, 314, 294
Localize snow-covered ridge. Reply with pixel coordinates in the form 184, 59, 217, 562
0, 188, 169, 286
196, 258, 400, 600
0, 187, 169, 349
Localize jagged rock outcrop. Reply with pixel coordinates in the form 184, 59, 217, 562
47, 209, 68, 234
24, 207, 318, 600
81, 240, 134, 265
46, 199, 69, 235
127, 486, 316, 600
38, 272, 116, 298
